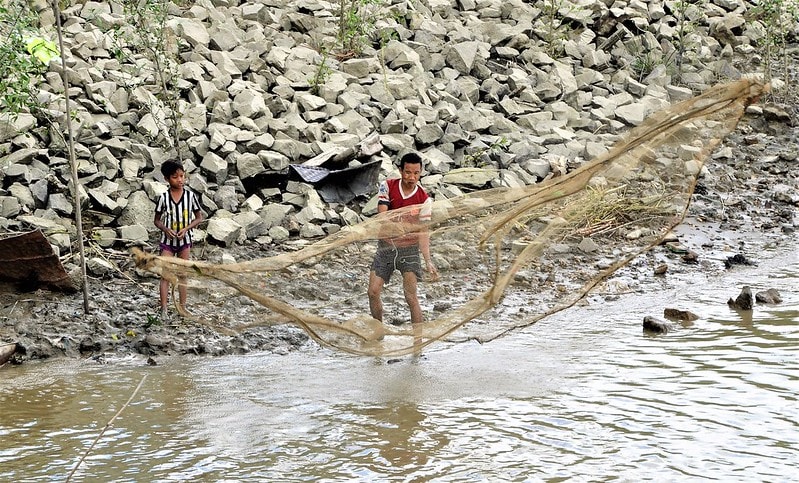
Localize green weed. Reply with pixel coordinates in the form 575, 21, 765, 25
336, 0, 386, 59
145, 313, 163, 328
309, 49, 333, 96
111, 0, 184, 157
464, 137, 510, 168
669, 0, 706, 79
538, 0, 586, 57
0, 1, 47, 118
747, 0, 799, 100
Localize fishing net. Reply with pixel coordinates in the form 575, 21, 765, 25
133, 79, 767, 357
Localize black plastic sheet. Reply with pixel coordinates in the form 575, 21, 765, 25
289, 159, 382, 203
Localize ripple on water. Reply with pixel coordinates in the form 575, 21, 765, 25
1, 251, 798, 481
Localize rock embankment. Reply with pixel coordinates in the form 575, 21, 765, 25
2, 0, 795, 261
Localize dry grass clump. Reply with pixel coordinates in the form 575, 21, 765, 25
569, 185, 675, 238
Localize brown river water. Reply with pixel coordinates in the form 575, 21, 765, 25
1, 236, 797, 482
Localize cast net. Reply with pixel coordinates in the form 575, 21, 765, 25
133, 79, 767, 356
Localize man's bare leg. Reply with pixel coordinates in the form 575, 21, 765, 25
368, 270, 385, 322
402, 271, 424, 356
402, 271, 422, 325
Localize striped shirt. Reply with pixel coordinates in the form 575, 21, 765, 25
155, 188, 202, 249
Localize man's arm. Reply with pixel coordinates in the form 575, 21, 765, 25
417, 198, 439, 281
418, 228, 439, 281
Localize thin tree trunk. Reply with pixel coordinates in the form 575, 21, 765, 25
52, 0, 90, 314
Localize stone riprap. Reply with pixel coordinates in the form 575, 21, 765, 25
0, 0, 794, 278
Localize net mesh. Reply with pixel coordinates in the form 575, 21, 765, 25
133, 79, 767, 356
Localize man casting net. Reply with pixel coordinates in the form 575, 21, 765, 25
133, 79, 768, 357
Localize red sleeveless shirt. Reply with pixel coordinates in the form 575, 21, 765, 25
377, 178, 432, 247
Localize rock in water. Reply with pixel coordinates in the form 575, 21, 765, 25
1, 343, 18, 365
727, 286, 754, 310
663, 308, 699, 321
755, 288, 782, 304
643, 316, 671, 334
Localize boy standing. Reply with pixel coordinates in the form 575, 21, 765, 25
154, 160, 203, 318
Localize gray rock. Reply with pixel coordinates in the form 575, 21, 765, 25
119, 224, 149, 244
259, 204, 293, 229
0, 113, 36, 142
87, 257, 116, 277
88, 188, 120, 214
235, 152, 266, 180
207, 217, 242, 246
442, 168, 499, 188
117, 191, 155, 228
727, 286, 754, 310
339, 207, 361, 226
299, 223, 325, 238
0, 196, 21, 217
200, 152, 228, 185
341, 58, 381, 78
615, 103, 647, 126
8, 183, 34, 212
755, 288, 782, 304
269, 225, 290, 242
415, 123, 444, 145
579, 237, 600, 254
170, 18, 210, 48
643, 316, 672, 334
233, 211, 267, 239
209, 22, 243, 52
446, 41, 489, 74
93, 228, 117, 248
47, 193, 73, 216
232, 89, 268, 118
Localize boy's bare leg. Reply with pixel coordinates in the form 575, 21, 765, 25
159, 249, 170, 317
159, 277, 169, 314
177, 247, 191, 314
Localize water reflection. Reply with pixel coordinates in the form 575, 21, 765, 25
353, 404, 444, 470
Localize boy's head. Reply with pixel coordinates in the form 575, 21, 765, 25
399, 152, 423, 170
161, 160, 184, 180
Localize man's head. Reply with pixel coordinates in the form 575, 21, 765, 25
399, 152, 423, 170
398, 152, 423, 190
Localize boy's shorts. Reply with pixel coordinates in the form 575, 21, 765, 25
372, 242, 422, 283
160, 242, 192, 254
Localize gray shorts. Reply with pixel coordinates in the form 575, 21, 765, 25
372, 242, 422, 283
